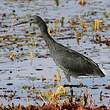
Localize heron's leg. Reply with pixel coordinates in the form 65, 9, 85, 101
64, 72, 71, 83
91, 77, 95, 86
64, 73, 74, 102
77, 78, 83, 86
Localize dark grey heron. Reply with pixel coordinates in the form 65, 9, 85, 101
30, 15, 105, 83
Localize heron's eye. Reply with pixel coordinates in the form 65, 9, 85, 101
30, 22, 39, 31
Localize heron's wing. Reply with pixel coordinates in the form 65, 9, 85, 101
59, 47, 105, 77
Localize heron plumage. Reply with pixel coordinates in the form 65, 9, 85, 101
31, 15, 105, 82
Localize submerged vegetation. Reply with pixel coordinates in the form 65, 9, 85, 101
0, 0, 110, 108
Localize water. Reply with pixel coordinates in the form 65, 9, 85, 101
0, 0, 110, 106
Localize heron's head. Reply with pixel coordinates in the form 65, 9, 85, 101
30, 15, 48, 33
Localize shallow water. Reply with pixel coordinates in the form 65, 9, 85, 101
0, 0, 110, 106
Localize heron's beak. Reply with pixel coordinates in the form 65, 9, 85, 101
13, 20, 29, 26
10, 15, 38, 27
13, 17, 33, 26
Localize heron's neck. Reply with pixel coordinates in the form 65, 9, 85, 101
39, 23, 57, 51
41, 32, 56, 49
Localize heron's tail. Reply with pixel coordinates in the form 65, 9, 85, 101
95, 66, 105, 77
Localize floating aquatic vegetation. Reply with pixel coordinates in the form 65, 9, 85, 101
68, 17, 77, 29
79, 17, 88, 32
29, 48, 33, 65
0, 102, 109, 110
8, 51, 16, 61
55, 85, 66, 96
79, 0, 87, 6
53, 69, 61, 86
54, 17, 59, 33
93, 19, 103, 32
75, 31, 82, 45
41, 86, 66, 104
21, 85, 29, 91
60, 16, 65, 27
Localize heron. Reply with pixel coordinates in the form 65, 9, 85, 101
30, 15, 105, 83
